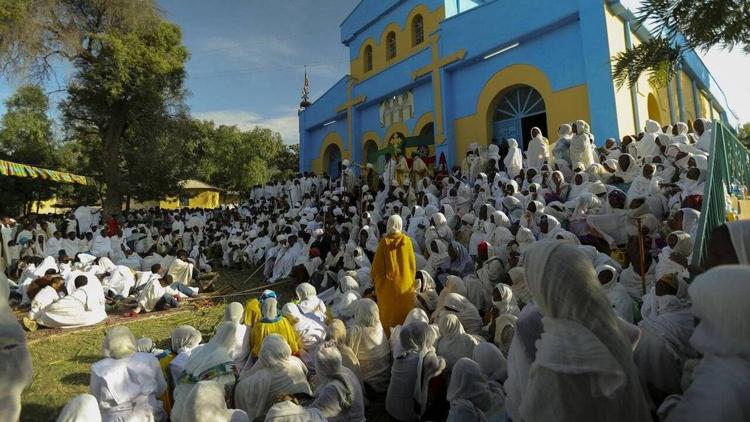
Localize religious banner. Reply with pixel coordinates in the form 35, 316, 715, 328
0, 159, 95, 186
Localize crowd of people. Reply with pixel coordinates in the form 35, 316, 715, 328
1, 116, 749, 421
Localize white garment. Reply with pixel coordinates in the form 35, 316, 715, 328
56, 394, 102, 422
90, 353, 167, 422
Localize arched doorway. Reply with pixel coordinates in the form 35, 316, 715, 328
323, 143, 342, 179
363, 140, 379, 165
491, 85, 547, 150
647, 93, 662, 124
419, 122, 434, 139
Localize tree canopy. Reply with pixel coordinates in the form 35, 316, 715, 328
0, 1, 300, 216
612, 0, 750, 88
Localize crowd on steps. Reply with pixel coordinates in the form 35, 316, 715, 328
2, 117, 749, 421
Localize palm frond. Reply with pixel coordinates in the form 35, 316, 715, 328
613, 37, 683, 89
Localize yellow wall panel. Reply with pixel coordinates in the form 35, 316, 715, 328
350, 4, 445, 82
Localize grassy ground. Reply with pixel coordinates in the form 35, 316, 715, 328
20, 267, 296, 422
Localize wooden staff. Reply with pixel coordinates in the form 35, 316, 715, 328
636, 216, 647, 296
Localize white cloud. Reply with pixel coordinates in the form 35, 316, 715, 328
193, 109, 299, 144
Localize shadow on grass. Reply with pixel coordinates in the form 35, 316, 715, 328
22, 402, 62, 422
70, 354, 100, 364
60, 372, 90, 386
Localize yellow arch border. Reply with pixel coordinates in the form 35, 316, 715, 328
360, 130, 383, 148
413, 111, 435, 136
453, 63, 590, 155
312, 132, 349, 175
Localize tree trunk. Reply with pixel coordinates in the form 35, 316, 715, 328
101, 110, 127, 219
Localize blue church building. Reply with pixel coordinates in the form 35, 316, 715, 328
298, 0, 738, 178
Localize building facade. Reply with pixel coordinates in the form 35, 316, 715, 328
298, 0, 738, 177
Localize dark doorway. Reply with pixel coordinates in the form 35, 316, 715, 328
521, 113, 548, 151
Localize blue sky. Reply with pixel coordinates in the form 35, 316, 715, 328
0, 0, 747, 144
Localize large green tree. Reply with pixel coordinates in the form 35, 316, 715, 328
0, 85, 60, 215
196, 122, 285, 192
612, 0, 750, 88
0, 0, 191, 217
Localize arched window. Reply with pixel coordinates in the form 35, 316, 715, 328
386, 32, 397, 60
412, 15, 424, 46
363, 45, 373, 72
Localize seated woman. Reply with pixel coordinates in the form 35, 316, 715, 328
36, 275, 107, 329
446, 358, 496, 421
435, 314, 481, 371
181, 381, 249, 422
90, 326, 167, 422
386, 322, 446, 422
433, 293, 483, 335
24, 275, 65, 330
250, 297, 299, 357
414, 270, 439, 316
167, 325, 203, 387
487, 283, 520, 354
243, 289, 276, 327
56, 394, 102, 421
473, 342, 508, 420
325, 320, 363, 384
309, 345, 366, 421
635, 273, 695, 401
223, 302, 251, 368
295, 282, 327, 323
281, 303, 326, 370
345, 299, 391, 394
171, 322, 239, 422
234, 334, 312, 420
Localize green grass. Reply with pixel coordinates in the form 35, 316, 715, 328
19, 267, 294, 422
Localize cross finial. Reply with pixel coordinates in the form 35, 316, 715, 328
300, 66, 311, 109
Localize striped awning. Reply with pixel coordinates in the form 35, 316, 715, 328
0, 159, 95, 186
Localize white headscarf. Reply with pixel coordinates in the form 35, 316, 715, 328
56, 394, 102, 422
435, 313, 480, 370
182, 381, 249, 422
446, 358, 491, 417
520, 240, 651, 421
171, 325, 202, 354
183, 322, 236, 376
387, 214, 403, 235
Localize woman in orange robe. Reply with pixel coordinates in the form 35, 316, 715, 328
371, 214, 417, 335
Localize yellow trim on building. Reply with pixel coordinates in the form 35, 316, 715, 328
452, 64, 590, 156
413, 111, 435, 136
312, 132, 348, 175
350, 4, 445, 82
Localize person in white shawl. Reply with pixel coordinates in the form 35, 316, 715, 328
167, 251, 194, 286
295, 282, 327, 324
223, 302, 251, 367
282, 302, 326, 369
345, 299, 391, 393
0, 280, 33, 422
693, 118, 713, 153
386, 321, 446, 421
309, 344, 366, 421
570, 120, 597, 168
446, 358, 496, 422
504, 138, 523, 179
596, 265, 637, 323
633, 119, 663, 163
472, 343, 508, 421
167, 326, 203, 384
90, 326, 167, 422
234, 334, 311, 420
172, 322, 238, 422
526, 127, 550, 170
98, 257, 135, 298
37, 274, 106, 329
433, 292, 483, 335
488, 283, 520, 353
660, 266, 750, 422
436, 313, 481, 371
180, 381, 248, 422
56, 394, 102, 422
634, 273, 695, 399
655, 231, 693, 280
517, 240, 651, 422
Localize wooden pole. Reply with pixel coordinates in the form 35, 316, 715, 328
636, 217, 647, 296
